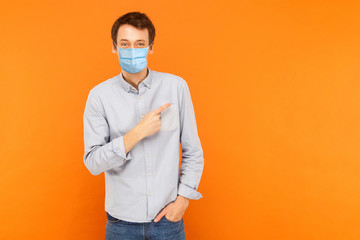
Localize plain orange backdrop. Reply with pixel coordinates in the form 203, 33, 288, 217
1, 0, 360, 239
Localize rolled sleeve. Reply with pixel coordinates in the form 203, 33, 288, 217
112, 135, 132, 162
178, 182, 203, 200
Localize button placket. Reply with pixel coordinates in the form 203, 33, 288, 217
138, 91, 155, 218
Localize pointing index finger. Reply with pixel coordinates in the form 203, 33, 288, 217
153, 103, 171, 114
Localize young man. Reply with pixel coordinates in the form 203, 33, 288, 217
83, 11, 204, 239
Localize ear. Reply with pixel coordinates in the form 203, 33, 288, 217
112, 42, 118, 54
112, 45, 117, 54
148, 44, 154, 54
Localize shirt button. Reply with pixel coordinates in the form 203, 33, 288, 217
139, 96, 142, 99
146, 153, 150, 157
141, 114, 145, 118
148, 192, 152, 196
147, 172, 151, 176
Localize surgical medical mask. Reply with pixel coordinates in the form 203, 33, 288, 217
116, 44, 152, 73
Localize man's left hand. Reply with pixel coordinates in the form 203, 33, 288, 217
153, 195, 189, 222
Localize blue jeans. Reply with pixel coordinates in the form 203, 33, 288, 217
105, 212, 186, 240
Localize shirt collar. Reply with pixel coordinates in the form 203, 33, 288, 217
118, 66, 152, 93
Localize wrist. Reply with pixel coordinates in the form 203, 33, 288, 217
133, 125, 145, 141
177, 194, 190, 205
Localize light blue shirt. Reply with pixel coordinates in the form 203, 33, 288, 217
83, 66, 204, 222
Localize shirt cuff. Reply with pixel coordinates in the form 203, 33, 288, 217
177, 182, 203, 200
112, 136, 132, 162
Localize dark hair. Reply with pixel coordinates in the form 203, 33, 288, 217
111, 12, 156, 49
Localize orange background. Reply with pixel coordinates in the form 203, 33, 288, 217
1, 0, 360, 239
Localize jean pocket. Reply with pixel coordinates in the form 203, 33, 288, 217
164, 215, 182, 223
106, 212, 121, 223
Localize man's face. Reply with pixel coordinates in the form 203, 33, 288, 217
112, 24, 154, 56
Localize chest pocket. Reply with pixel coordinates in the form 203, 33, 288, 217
160, 103, 180, 131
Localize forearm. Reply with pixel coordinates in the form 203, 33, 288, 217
123, 125, 144, 154
84, 126, 143, 176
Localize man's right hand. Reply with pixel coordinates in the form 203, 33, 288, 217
136, 103, 171, 139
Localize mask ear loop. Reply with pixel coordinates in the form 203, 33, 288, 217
113, 41, 120, 51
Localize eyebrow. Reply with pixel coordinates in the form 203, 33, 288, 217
120, 39, 145, 42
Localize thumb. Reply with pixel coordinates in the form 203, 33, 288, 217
153, 209, 168, 223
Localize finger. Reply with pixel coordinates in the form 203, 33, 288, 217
153, 210, 167, 223
152, 103, 171, 115
151, 114, 161, 121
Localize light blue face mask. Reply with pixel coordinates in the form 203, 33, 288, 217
116, 43, 152, 73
